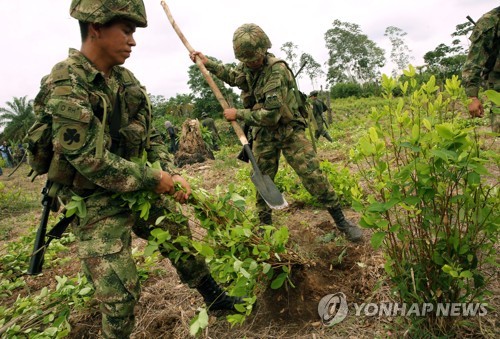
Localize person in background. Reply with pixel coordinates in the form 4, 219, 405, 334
201, 111, 221, 151
309, 90, 333, 142
462, 6, 499, 133
15, 143, 26, 164
164, 120, 178, 153
0, 141, 13, 168
30, 1, 240, 337
189, 23, 363, 243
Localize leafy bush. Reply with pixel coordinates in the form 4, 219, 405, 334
350, 66, 499, 335
107, 156, 304, 335
320, 160, 361, 207
330, 82, 362, 99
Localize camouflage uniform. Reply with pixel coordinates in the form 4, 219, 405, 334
462, 6, 500, 132
204, 24, 363, 243
36, 47, 210, 339
30, 1, 220, 337
309, 91, 333, 142
0, 141, 13, 168
201, 113, 221, 150
164, 120, 178, 153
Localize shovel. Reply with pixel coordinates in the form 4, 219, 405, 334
160, 1, 288, 210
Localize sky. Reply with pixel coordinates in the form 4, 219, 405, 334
0, 0, 497, 110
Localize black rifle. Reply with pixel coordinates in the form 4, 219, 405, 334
294, 61, 307, 78
466, 15, 476, 26
28, 180, 74, 275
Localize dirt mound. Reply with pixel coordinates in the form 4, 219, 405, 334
254, 224, 379, 327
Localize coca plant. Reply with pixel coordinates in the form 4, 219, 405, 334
350, 66, 499, 333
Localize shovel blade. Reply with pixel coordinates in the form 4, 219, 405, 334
251, 172, 288, 210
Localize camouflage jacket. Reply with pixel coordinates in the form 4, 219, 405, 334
201, 117, 220, 139
33, 48, 171, 193
462, 6, 500, 97
205, 53, 306, 129
311, 98, 328, 126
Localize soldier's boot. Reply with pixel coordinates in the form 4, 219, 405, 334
258, 211, 273, 225
196, 275, 243, 311
327, 206, 363, 243
325, 132, 334, 142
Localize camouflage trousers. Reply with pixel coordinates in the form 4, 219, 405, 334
69, 191, 209, 338
252, 125, 340, 220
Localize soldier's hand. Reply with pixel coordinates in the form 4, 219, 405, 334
171, 174, 191, 203
468, 97, 484, 118
223, 108, 237, 121
190, 51, 208, 65
154, 170, 176, 195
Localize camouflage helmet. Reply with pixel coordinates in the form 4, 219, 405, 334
233, 23, 271, 62
70, 0, 148, 28
309, 90, 319, 97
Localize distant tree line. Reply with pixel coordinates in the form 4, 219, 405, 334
0, 16, 475, 141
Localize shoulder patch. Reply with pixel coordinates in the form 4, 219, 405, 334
51, 62, 71, 82
263, 78, 281, 93
53, 85, 73, 96
58, 124, 87, 151
53, 100, 90, 122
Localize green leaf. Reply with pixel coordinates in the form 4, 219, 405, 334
484, 89, 500, 105
442, 264, 459, 278
442, 264, 452, 273
44, 327, 58, 336
431, 149, 457, 162
189, 308, 209, 336
422, 118, 432, 131
239, 267, 251, 279
359, 137, 376, 156
367, 202, 386, 212
233, 259, 243, 272
200, 244, 214, 258
270, 272, 287, 289
404, 196, 420, 205
262, 263, 271, 274
227, 313, 245, 326
370, 232, 386, 250
435, 124, 454, 140
78, 287, 92, 296
234, 303, 246, 313
403, 65, 416, 77
369, 127, 379, 142
459, 270, 473, 279
432, 251, 444, 265
411, 123, 420, 142
151, 229, 171, 243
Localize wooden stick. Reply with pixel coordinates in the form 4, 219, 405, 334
160, 1, 248, 146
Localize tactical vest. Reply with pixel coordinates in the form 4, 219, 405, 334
239, 55, 309, 126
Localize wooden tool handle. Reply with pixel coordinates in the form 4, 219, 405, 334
160, 1, 248, 145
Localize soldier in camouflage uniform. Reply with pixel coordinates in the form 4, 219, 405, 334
31, 1, 240, 337
309, 90, 333, 142
462, 6, 500, 133
201, 112, 221, 151
164, 120, 178, 153
190, 24, 363, 243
